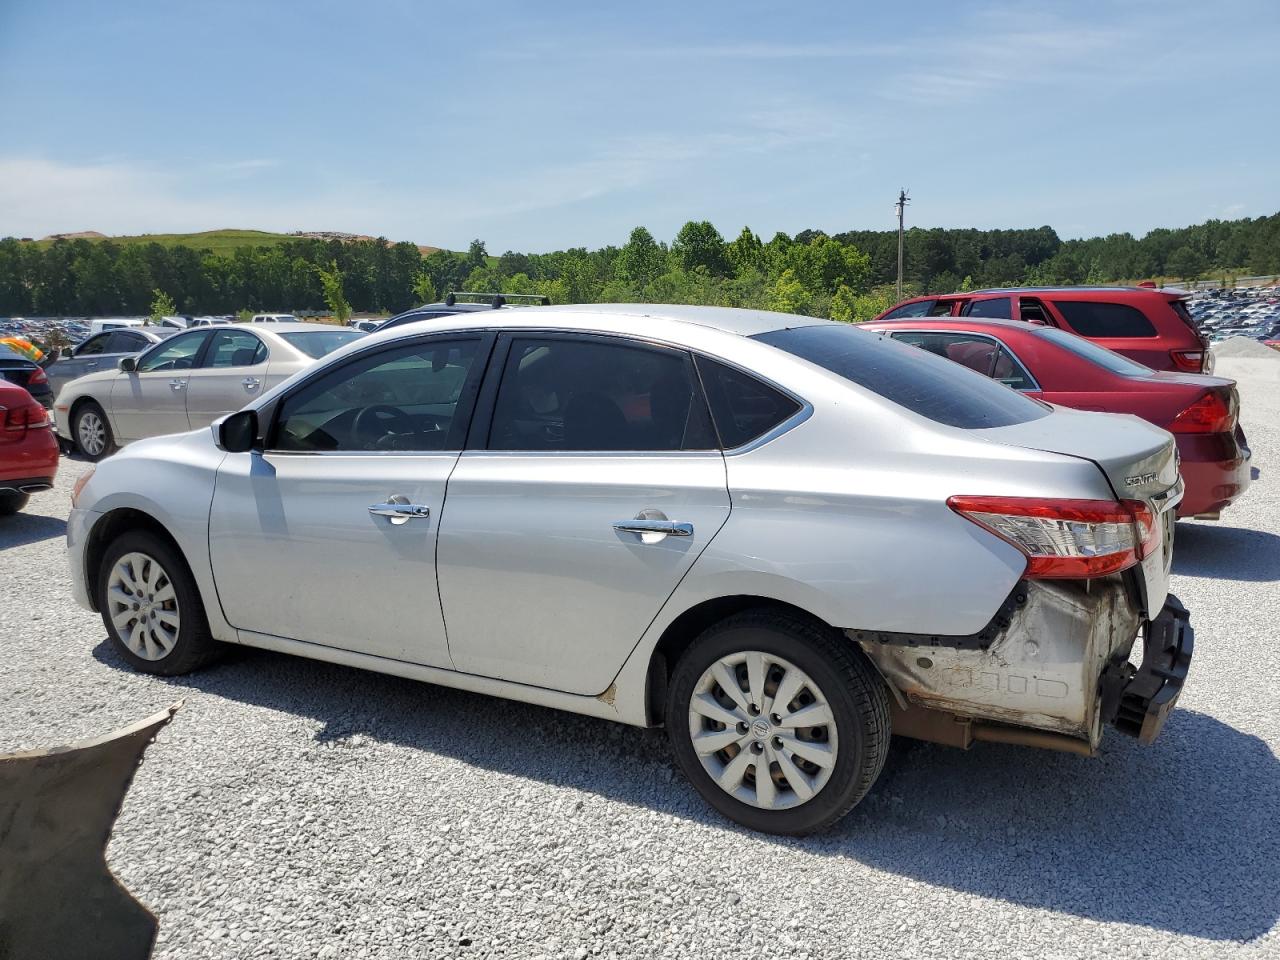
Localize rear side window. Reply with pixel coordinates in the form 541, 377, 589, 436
755, 325, 1048, 429
488, 337, 716, 452
695, 356, 802, 448
1051, 300, 1157, 338
961, 297, 1012, 319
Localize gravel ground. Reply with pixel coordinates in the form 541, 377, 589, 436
2, 357, 1278, 960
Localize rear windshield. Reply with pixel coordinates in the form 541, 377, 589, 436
281, 330, 365, 358
754, 324, 1049, 429
1036, 327, 1154, 376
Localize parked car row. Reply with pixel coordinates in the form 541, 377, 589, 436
1185, 288, 1280, 343
61, 302, 1197, 834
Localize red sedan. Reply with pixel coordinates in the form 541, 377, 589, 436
0, 379, 59, 516
862, 317, 1250, 519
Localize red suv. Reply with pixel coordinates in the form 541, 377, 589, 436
874, 287, 1211, 374
0, 379, 59, 516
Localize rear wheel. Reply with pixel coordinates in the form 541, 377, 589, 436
0, 493, 30, 516
73, 401, 114, 460
667, 609, 890, 835
97, 530, 222, 675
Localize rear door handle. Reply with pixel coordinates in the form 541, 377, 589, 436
169, 379, 187, 391
368, 494, 431, 526
613, 519, 694, 540
242, 377, 261, 391
85, 360, 98, 368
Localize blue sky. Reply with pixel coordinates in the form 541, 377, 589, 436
2, 0, 1277, 251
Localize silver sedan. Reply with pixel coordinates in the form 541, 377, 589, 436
53, 322, 364, 459
65, 305, 1193, 833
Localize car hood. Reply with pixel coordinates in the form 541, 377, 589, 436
57, 368, 119, 395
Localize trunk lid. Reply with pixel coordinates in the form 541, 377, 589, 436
976, 404, 1179, 614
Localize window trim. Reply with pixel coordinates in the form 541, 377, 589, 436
259, 331, 495, 456
883, 329, 1042, 392
471, 329, 720, 456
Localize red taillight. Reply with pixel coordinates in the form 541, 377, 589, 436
947, 495, 1158, 579
1169, 350, 1205, 372
1170, 391, 1235, 434
27, 365, 47, 386
1, 401, 48, 434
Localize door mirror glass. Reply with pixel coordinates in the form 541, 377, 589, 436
214, 409, 258, 452
118, 356, 137, 373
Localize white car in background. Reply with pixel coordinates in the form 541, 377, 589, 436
250, 313, 298, 323
54, 322, 364, 459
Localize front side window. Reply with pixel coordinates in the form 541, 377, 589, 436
204, 329, 268, 368
488, 336, 715, 452
136, 331, 210, 373
272, 339, 481, 453
755, 324, 1048, 429
1051, 300, 1157, 338
694, 356, 801, 448
76, 334, 110, 356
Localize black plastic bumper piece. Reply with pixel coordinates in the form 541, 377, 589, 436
1104, 594, 1194, 744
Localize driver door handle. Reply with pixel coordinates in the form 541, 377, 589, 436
169, 379, 187, 391
368, 495, 430, 526
242, 376, 261, 391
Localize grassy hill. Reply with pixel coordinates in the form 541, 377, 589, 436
33, 229, 441, 255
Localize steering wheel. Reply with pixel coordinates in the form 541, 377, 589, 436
352, 404, 413, 448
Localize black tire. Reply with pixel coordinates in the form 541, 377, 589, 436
97, 530, 223, 676
72, 400, 115, 461
666, 609, 891, 835
0, 492, 29, 516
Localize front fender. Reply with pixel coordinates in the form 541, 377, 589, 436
73, 433, 233, 642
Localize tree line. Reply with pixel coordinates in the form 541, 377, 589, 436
2, 210, 1277, 321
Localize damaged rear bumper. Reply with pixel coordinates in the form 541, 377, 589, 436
855, 580, 1193, 753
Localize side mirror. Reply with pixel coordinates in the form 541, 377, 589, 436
118, 356, 137, 373
213, 410, 259, 453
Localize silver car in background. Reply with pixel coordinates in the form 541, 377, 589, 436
65, 305, 1192, 834
44, 326, 173, 396
54, 322, 364, 459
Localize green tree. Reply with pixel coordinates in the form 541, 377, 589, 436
149, 288, 176, 323
315, 260, 350, 322
765, 268, 810, 315
1166, 245, 1207, 281
726, 227, 764, 274
615, 227, 667, 287
411, 270, 437, 304
672, 221, 730, 276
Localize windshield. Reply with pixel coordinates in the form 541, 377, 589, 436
1037, 327, 1154, 376
754, 324, 1049, 429
281, 330, 365, 359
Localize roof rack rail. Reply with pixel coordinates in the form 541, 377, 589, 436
444, 291, 552, 309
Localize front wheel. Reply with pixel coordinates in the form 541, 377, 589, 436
97, 530, 223, 675
667, 609, 891, 835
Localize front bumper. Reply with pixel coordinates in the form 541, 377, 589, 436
1100, 594, 1193, 744
66, 506, 98, 611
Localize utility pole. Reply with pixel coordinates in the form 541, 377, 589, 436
895, 189, 910, 302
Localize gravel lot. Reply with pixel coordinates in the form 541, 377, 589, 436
2, 357, 1278, 960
